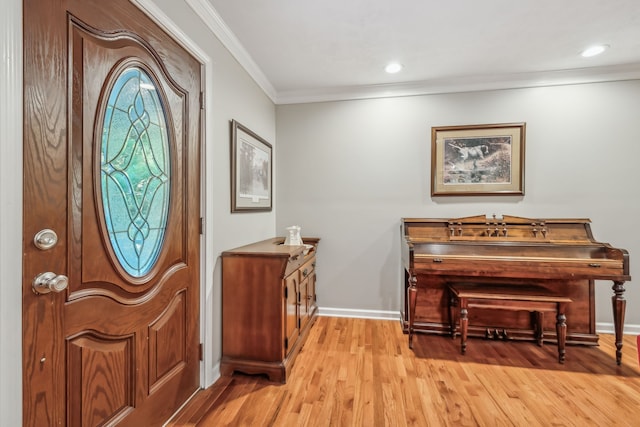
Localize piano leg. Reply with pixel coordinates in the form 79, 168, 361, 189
612, 281, 627, 365
408, 274, 417, 349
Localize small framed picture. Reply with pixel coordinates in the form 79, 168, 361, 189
431, 122, 525, 196
230, 120, 272, 212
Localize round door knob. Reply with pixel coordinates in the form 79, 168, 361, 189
32, 272, 69, 295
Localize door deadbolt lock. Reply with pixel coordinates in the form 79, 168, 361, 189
34, 229, 58, 250
32, 272, 69, 295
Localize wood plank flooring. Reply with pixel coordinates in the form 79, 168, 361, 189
167, 316, 640, 426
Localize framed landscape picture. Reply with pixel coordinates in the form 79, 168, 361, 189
230, 120, 272, 212
431, 122, 525, 196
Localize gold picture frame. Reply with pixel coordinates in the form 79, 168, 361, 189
431, 122, 525, 196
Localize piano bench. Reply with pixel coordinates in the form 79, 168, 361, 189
447, 283, 572, 363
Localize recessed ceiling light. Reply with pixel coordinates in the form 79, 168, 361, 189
581, 44, 609, 58
385, 62, 403, 74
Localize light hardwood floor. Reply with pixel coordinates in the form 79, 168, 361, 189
168, 316, 640, 426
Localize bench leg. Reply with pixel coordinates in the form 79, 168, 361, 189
556, 302, 567, 363
449, 294, 457, 339
460, 299, 468, 355
534, 311, 544, 347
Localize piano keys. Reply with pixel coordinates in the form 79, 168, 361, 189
401, 214, 631, 364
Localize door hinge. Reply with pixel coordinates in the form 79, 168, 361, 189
284, 287, 288, 299
199, 91, 205, 110
199, 343, 203, 361
199, 217, 204, 235
284, 338, 288, 350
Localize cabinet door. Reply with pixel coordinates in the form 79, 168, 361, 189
284, 274, 299, 355
299, 277, 309, 330
308, 270, 317, 312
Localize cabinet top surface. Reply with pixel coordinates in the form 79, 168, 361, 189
222, 237, 319, 258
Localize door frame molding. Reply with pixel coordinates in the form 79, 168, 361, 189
129, 0, 218, 389
0, 0, 23, 425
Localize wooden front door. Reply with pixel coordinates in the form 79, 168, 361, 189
23, 0, 202, 425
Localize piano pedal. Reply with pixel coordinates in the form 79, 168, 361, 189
485, 328, 509, 340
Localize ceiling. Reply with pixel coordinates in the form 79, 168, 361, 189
201, 0, 640, 104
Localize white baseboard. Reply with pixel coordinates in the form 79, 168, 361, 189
318, 306, 401, 321
318, 307, 640, 336
596, 322, 640, 336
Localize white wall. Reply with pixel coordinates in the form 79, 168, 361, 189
276, 81, 640, 329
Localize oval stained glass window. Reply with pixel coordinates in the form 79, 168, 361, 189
100, 66, 171, 277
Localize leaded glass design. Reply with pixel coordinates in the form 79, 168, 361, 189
100, 66, 171, 278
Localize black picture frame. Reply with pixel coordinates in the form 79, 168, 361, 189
230, 120, 273, 212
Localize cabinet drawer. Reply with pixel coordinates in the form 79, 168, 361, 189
299, 257, 316, 281
284, 252, 305, 277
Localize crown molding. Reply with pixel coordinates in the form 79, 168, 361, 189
275, 62, 640, 104
186, 0, 277, 102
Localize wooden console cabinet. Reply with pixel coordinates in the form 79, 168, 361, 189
220, 237, 319, 383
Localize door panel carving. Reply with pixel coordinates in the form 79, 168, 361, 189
149, 291, 187, 390
67, 334, 135, 426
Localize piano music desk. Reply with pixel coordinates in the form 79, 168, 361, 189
448, 283, 572, 363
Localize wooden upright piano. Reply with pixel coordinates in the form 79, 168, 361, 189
401, 215, 631, 364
